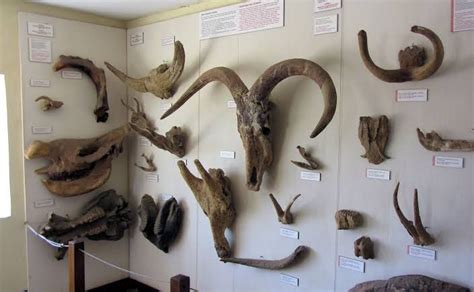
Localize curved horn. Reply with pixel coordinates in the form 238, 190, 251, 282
35, 96, 53, 103
393, 182, 418, 239
249, 59, 337, 138
167, 41, 186, 85
104, 62, 148, 92
413, 189, 435, 245
161, 67, 249, 119
410, 26, 444, 80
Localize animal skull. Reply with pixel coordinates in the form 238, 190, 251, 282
359, 115, 390, 164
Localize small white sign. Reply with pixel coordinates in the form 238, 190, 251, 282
314, 14, 338, 35
366, 168, 391, 181
300, 171, 321, 181
408, 245, 436, 261
161, 35, 175, 46
146, 174, 159, 182
396, 89, 428, 102
280, 273, 299, 287
314, 0, 341, 12
452, 0, 474, 32
30, 79, 50, 87
338, 256, 365, 273
176, 159, 187, 165
280, 228, 299, 239
130, 32, 145, 46
34, 198, 55, 208
31, 126, 52, 134
61, 70, 82, 79
139, 136, 152, 147
27, 22, 54, 37
227, 100, 237, 108
433, 156, 464, 168
220, 151, 236, 159
28, 38, 52, 63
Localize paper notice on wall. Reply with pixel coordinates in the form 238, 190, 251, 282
200, 0, 284, 40
314, 0, 341, 12
396, 89, 428, 102
28, 38, 52, 63
130, 32, 144, 46
30, 79, 50, 87
451, 0, 474, 32
27, 22, 54, 37
313, 14, 338, 35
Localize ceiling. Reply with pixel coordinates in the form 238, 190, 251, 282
29, 0, 200, 21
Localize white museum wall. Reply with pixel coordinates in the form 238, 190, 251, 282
19, 13, 129, 291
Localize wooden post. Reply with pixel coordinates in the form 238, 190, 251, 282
68, 241, 85, 292
170, 274, 190, 292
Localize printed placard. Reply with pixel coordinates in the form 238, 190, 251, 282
30, 79, 50, 87
314, 14, 338, 35
366, 168, 391, 181
27, 22, 54, 37
396, 89, 428, 102
31, 126, 52, 134
280, 273, 299, 287
220, 151, 236, 159
139, 136, 152, 147
338, 256, 365, 273
280, 228, 299, 239
433, 156, 464, 168
146, 174, 159, 182
34, 198, 55, 208
161, 35, 175, 46
61, 70, 82, 79
300, 171, 321, 181
408, 245, 436, 261
451, 0, 474, 32
130, 32, 145, 46
314, 0, 341, 12
227, 100, 237, 108
28, 38, 52, 63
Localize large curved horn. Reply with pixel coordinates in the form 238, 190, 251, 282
166, 41, 186, 85
161, 67, 249, 119
409, 26, 444, 80
249, 59, 337, 138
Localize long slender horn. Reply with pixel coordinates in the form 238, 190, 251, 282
249, 59, 337, 138
268, 193, 284, 218
393, 182, 418, 238
104, 62, 148, 92
161, 67, 249, 119
413, 189, 435, 245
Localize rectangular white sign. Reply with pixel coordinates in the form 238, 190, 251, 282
28, 38, 52, 63
146, 174, 159, 182
280, 273, 299, 287
30, 79, 50, 87
338, 256, 365, 273
366, 168, 391, 181
408, 245, 436, 261
433, 156, 464, 168
31, 126, 52, 134
139, 136, 152, 147
34, 198, 55, 208
314, 14, 338, 35
300, 171, 321, 181
200, 0, 284, 40
161, 35, 175, 46
280, 228, 299, 239
396, 89, 428, 102
451, 0, 474, 32
61, 70, 82, 79
130, 32, 145, 46
227, 100, 237, 108
27, 22, 54, 37
220, 151, 236, 159
314, 0, 341, 12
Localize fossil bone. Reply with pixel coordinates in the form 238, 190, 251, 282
178, 159, 235, 258
35, 96, 63, 111
358, 26, 444, 82
335, 209, 363, 230
268, 193, 301, 224
349, 275, 469, 292
220, 245, 308, 270
417, 128, 474, 152
122, 98, 186, 158
291, 146, 320, 170
105, 41, 185, 99
135, 153, 157, 172
161, 59, 337, 191
137, 195, 182, 253
393, 182, 435, 246
24, 126, 128, 196
354, 236, 374, 260
40, 189, 132, 260
53, 55, 109, 122
359, 115, 390, 164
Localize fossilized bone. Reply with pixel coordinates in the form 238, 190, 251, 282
393, 182, 435, 246
35, 96, 63, 111
354, 236, 374, 260
137, 195, 182, 253
105, 41, 185, 99
359, 115, 390, 164
122, 98, 186, 158
268, 193, 301, 224
335, 209, 363, 230
349, 275, 469, 292
358, 26, 444, 82
161, 59, 337, 191
417, 128, 474, 152
135, 153, 157, 172
53, 55, 109, 122
24, 125, 129, 196
220, 245, 308, 270
178, 159, 235, 258
40, 189, 133, 260
291, 146, 320, 170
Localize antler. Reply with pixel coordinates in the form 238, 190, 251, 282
268, 193, 301, 224
291, 146, 320, 170
105, 41, 185, 98
417, 128, 474, 152
358, 25, 444, 82
134, 153, 157, 172
393, 182, 435, 246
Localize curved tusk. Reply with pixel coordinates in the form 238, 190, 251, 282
410, 26, 444, 80
104, 61, 148, 93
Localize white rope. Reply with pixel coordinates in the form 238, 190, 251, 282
26, 224, 69, 248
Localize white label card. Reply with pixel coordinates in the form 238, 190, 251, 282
433, 156, 464, 168
408, 245, 436, 261
300, 171, 321, 181
314, 0, 342, 12
227, 100, 237, 108
31, 126, 52, 134
139, 136, 152, 147
161, 35, 175, 46
314, 14, 338, 35
452, 0, 474, 32
366, 168, 391, 181
280, 274, 299, 287
280, 228, 299, 239
396, 89, 428, 102
338, 256, 365, 273
30, 79, 50, 87
34, 198, 55, 208
146, 174, 159, 182
28, 38, 52, 63
27, 22, 54, 37
220, 151, 236, 159
61, 70, 82, 79
130, 32, 145, 46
